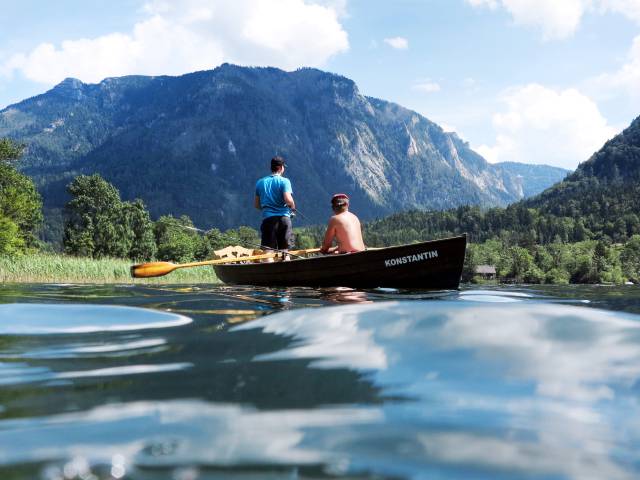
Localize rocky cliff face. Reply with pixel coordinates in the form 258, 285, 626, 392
0, 64, 554, 229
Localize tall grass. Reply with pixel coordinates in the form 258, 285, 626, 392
0, 253, 218, 284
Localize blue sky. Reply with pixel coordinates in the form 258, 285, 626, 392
1, 0, 639, 169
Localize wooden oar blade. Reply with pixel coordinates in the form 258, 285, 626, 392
131, 261, 177, 278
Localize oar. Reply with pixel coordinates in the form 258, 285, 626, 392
131, 248, 321, 278
178, 225, 306, 259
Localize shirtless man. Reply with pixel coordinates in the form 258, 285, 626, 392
320, 193, 366, 254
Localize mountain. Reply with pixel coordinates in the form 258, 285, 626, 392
495, 162, 569, 198
524, 115, 640, 222
360, 114, 640, 247
0, 64, 557, 230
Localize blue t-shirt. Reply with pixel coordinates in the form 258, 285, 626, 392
255, 174, 293, 218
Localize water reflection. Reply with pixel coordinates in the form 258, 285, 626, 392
234, 301, 640, 479
0, 400, 382, 469
0, 303, 191, 334
0, 293, 384, 424
319, 287, 373, 304
237, 302, 388, 370
1, 284, 640, 479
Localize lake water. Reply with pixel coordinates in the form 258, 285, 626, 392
1, 283, 640, 480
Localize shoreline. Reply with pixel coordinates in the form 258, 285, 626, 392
0, 253, 218, 284
1, 253, 635, 286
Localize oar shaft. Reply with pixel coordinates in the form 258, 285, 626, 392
176, 224, 316, 259
176, 252, 278, 268
181, 248, 320, 267
131, 248, 321, 278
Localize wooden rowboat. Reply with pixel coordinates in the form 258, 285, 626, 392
213, 235, 467, 289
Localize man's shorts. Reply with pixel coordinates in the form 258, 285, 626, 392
260, 216, 294, 250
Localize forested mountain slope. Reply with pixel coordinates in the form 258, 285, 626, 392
1, 64, 559, 230
361, 115, 640, 246
524, 115, 640, 222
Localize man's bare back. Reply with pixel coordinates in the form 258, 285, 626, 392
321, 211, 365, 254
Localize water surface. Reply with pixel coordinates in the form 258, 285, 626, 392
1, 283, 639, 479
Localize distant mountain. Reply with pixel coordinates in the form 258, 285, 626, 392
495, 162, 569, 198
361, 115, 639, 247
0, 64, 558, 230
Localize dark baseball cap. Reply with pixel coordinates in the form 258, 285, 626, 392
271, 156, 286, 169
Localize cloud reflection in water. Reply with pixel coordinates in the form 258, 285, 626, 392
234, 300, 640, 479
2, 298, 640, 479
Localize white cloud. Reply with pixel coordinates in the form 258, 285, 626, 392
413, 80, 441, 93
592, 34, 640, 100
383, 36, 409, 50
596, 0, 640, 22
313, 0, 349, 17
466, 0, 640, 40
1, 16, 221, 85
466, 0, 585, 39
475, 84, 617, 169
438, 122, 458, 133
0, 0, 349, 86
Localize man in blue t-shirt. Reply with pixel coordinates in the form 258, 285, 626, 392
254, 156, 296, 251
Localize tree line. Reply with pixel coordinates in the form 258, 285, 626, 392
463, 237, 640, 284
356, 203, 640, 284
296, 217, 640, 284
0, 138, 264, 261
62, 173, 267, 262
1, 134, 639, 283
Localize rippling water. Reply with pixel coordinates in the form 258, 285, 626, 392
1, 283, 640, 479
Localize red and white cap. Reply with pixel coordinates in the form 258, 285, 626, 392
331, 193, 349, 205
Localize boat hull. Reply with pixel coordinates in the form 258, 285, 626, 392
212, 235, 467, 289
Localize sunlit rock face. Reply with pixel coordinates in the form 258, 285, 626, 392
0, 64, 563, 229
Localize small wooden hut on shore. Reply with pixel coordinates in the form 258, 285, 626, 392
475, 265, 496, 280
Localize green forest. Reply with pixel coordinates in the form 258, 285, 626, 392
1, 118, 640, 285
297, 208, 640, 285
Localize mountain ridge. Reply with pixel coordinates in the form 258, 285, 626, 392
358, 113, 640, 248
0, 64, 567, 230
523, 114, 640, 217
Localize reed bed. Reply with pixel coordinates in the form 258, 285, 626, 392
0, 254, 217, 284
